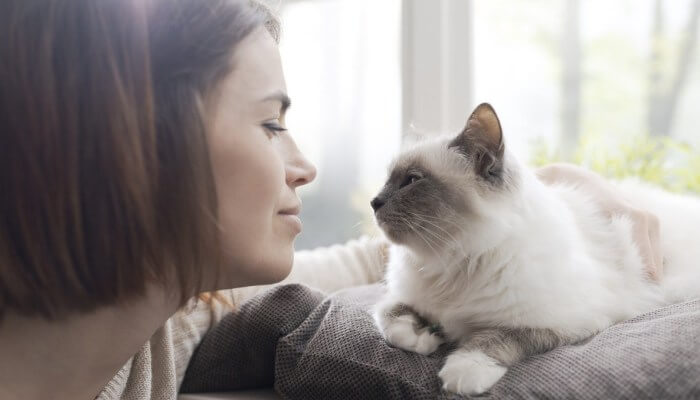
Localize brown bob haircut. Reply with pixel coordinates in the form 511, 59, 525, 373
0, 0, 279, 320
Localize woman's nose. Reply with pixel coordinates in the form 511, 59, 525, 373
286, 149, 317, 187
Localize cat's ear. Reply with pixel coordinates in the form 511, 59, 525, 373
449, 103, 505, 182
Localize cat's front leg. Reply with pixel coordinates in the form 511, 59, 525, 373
439, 327, 563, 396
373, 297, 444, 355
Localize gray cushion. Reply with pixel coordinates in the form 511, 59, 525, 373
180, 284, 324, 393
181, 284, 700, 399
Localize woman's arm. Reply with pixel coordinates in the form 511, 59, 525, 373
536, 163, 663, 281
286, 235, 389, 290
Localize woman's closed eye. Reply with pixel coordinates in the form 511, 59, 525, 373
262, 119, 287, 137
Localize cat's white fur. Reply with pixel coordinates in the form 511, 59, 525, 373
375, 135, 700, 395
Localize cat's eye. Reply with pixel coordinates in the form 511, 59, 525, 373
401, 173, 422, 188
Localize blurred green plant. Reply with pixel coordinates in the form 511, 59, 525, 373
530, 133, 700, 194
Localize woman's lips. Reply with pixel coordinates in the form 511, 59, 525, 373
278, 205, 302, 232
279, 213, 302, 232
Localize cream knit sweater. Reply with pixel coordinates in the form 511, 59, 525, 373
96, 236, 387, 400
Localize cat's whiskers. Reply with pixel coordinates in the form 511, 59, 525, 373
412, 222, 450, 249
409, 226, 479, 303
402, 222, 473, 299
408, 212, 459, 238
400, 216, 439, 256
399, 216, 453, 273
349, 221, 365, 233
407, 211, 467, 259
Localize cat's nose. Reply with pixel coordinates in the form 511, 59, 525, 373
370, 196, 385, 212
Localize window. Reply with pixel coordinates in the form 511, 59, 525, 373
279, 0, 401, 249
278, 0, 700, 249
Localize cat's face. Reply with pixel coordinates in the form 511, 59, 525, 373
372, 103, 515, 255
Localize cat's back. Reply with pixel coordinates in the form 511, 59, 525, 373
614, 179, 700, 302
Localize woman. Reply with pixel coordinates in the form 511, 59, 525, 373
0, 0, 661, 399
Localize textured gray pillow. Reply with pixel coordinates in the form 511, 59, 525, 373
181, 284, 700, 399
181, 284, 325, 393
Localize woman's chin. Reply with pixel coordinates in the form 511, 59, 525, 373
253, 248, 295, 285
259, 260, 293, 285
212, 250, 293, 289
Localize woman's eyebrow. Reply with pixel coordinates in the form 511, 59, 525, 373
260, 90, 291, 113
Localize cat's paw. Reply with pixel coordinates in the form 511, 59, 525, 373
438, 350, 507, 396
382, 315, 444, 355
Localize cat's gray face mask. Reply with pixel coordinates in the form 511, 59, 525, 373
371, 103, 506, 250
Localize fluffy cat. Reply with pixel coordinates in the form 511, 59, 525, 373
371, 103, 700, 396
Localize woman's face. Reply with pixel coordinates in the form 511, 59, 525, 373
207, 27, 316, 288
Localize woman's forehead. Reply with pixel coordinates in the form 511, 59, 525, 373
226, 27, 287, 102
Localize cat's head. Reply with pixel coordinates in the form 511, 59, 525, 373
371, 103, 520, 256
